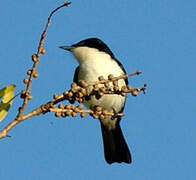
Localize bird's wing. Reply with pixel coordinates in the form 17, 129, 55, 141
73, 66, 80, 84
114, 58, 128, 86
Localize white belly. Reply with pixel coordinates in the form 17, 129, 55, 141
78, 56, 126, 114
72, 46, 127, 129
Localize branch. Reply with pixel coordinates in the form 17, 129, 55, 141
0, 72, 146, 139
0, 2, 71, 139
0, 2, 147, 139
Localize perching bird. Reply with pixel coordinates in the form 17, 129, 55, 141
60, 38, 131, 164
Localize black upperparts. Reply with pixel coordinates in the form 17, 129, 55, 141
72, 38, 115, 59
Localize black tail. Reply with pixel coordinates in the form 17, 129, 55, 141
100, 122, 132, 164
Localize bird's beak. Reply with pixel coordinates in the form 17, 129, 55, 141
59, 46, 73, 51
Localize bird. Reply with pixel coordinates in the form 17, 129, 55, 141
60, 38, 131, 164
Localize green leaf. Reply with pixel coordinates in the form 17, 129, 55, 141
0, 84, 16, 122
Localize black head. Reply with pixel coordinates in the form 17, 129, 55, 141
72, 38, 115, 58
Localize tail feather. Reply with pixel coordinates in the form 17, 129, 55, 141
101, 122, 132, 164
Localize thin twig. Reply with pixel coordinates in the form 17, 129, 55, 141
17, 2, 71, 119
87, 71, 142, 87
0, 2, 71, 139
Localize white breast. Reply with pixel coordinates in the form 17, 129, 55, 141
72, 47, 125, 83
72, 47, 126, 129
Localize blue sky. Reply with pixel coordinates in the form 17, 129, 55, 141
0, 0, 195, 179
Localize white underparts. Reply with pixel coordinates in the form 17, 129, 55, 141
72, 47, 126, 130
